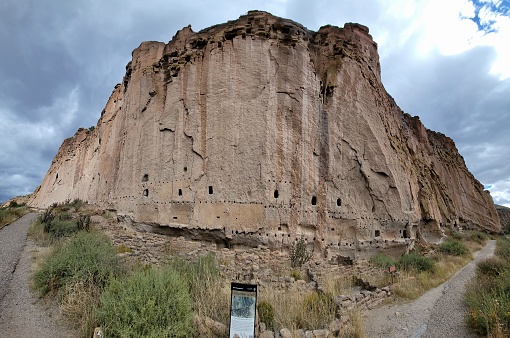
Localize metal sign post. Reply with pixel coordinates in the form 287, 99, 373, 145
229, 282, 257, 338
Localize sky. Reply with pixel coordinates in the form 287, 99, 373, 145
0, 0, 509, 207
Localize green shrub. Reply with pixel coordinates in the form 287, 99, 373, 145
370, 253, 396, 270
290, 237, 313, 268
32, 231, 124, 296
477, 257, 508, 277
290, 270, 302, 280
465, 287, 510, 336
466, 231, 488, 244
96, 266, 194, 338
45, 219, 79, 238
437, 239, 468, 256
257, 300, 275, 330
398, 252, 435, 272
496, 238, 510, 260
451, 231, 463, 240
465, 236, 510, 336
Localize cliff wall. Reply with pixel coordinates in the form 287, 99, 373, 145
30, 11, 501, 258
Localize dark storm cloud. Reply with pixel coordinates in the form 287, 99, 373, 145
383, 44, 510, 205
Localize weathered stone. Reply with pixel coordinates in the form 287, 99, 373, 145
329, 318, 342, 334
29, 10, 501, 260
312, 329, 329, 338
295, 329, 306, 338
260, 330, 275, 338
280, 328, 293, 338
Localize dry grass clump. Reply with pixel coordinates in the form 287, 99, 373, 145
258, 284, 336, 331
0, 203, 29, 229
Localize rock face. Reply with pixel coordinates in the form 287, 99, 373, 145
29, 11, 501, 258
496, 205, 510, 232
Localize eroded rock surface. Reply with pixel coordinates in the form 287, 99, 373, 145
29, 11, 501, 259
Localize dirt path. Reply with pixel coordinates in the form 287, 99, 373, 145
0, 213, 74, 337
363, 240, 496, 338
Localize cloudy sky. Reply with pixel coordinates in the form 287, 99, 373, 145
1, 0, 509, 207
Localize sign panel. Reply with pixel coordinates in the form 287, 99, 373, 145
229, 282, 257, 338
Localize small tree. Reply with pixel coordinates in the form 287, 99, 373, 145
290, 237, 313, 268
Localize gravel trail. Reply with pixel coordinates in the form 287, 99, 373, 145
0, 213, 73, 337
364, 240, 496, 338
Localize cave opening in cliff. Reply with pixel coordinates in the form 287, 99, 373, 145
143, 189, 149, 197
274, 190, 279, 198
311, 196, 317, 205
375, 230, 380, 237
142, 174, 149, 182
337, 198, 342, 206
178, 189, 182, 196
209, 186, 213, 194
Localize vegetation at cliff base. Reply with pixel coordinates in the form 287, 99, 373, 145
465, 237, 510, 337
369, 230, 487, 300
96, 266, 194, 338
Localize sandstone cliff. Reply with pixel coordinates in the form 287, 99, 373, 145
496, 205, 510, 232
29, 11, 501, 258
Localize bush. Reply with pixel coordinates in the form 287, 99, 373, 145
465, 237, 510, 336
96, 266, 194, 338
290, 237, 313, 268
496, 238, 510, 260
290, 270, 302, 280
466, 231, 488, 244
477, 257, 508, 277
465, 287, 510, 336
258, 300, 275, 330
437, 239, 468, 256
45, 219, 80, 238
398, 252, 435, 272
32, 231, 125, 296
370, 253, 396, 270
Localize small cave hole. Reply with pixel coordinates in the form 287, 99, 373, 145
209, 186, 213, 194
375, 230, 381, 237
274, 190, 279, 198
311, 196, 317, 205
142, 174, 149, 182
143, 189, 149, 197
184, 166, 188, 172
403, 229, 409, 238
337, 198, 342, 206
178, 189, 182, 196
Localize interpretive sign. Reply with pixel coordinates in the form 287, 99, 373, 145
229, 282, 257, 338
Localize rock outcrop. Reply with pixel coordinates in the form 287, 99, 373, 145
29, 11, 501, 258
496, 205, 510, 232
